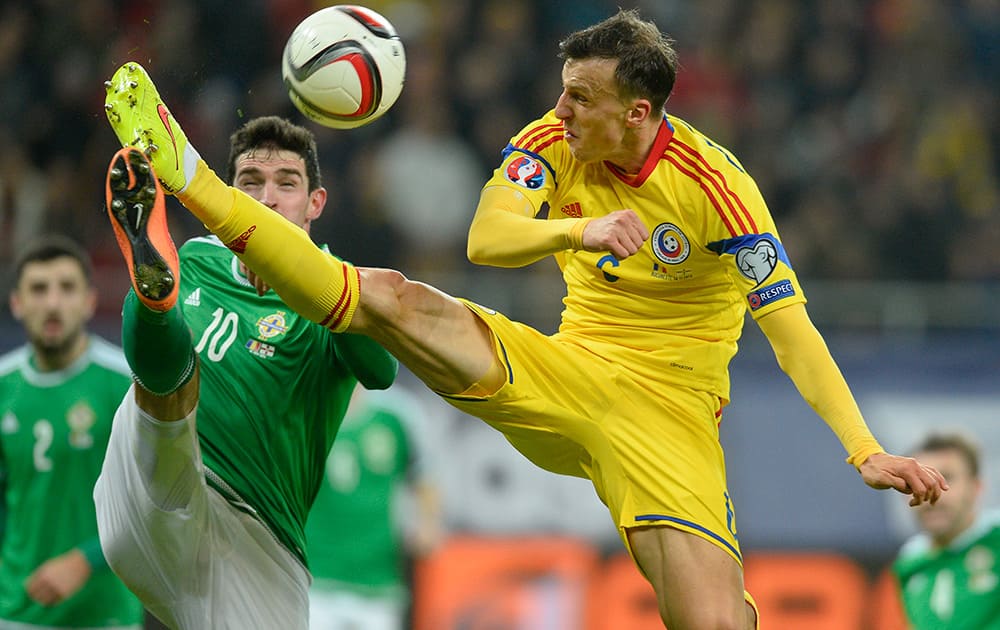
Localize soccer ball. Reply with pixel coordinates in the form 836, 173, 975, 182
282, 5, 405, 129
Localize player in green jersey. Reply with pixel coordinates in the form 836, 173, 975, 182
0, 235, 143, 629
306, 385, 442, 630
94, 117, 398, 630
893, 432, 1000, 629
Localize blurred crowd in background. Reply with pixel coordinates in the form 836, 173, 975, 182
1, 0, 998, 316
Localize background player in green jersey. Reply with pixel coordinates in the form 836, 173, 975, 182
893, 432, 1000, 629
1, 235, 143, 629
306, 385, 442, 630
94, 117, 397, 630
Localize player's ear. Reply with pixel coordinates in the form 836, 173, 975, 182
307, 186, 327, 222
84, 286, 97, 321
625, 99, 652, 128
9, 291, 22, 320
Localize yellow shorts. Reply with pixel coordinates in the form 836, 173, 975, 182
440, 301, 743, 564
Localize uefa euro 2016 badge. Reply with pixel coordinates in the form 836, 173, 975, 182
651, 223, 690, 265
505, 155, 546, 189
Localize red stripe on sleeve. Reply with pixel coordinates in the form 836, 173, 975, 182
326, 265, 359, 331
665, 145, 749, 234
672, 141, 758, 233
663, 153, 738, 238
320, 264, 353, 328
531, 134, 563, 154
517, 124, 563, 151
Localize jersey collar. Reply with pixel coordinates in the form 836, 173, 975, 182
605, 116, 675, 187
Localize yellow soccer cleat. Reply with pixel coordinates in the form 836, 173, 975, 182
104, 62, 201, 194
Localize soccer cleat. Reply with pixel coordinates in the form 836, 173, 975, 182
103, 62, 201, 194
106, 147, 180, 311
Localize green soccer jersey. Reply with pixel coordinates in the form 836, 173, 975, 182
178, 236, 395, 568
0, 336, 143, 627
893, 510, 1000, 629
305, 388, 420, 598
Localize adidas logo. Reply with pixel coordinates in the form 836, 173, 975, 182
560, 202, 582, 217
226, 225, 256, 254
184, 287, 201, 307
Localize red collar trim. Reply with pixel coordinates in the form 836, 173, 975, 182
605, 117, 675, 187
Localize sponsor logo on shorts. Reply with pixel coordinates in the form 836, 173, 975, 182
747, 279, 795, 311
724, 491, 739, 540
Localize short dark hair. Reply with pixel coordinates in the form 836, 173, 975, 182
226, 116, 322, 190
912, 432, 981, 478
558, 9, 679, 115
13, 234, 93, 286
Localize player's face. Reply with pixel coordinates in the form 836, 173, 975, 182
911, 448, 981, 547
554, 58, 633, 165
9, 257, 95, 362
233, 148, 327, 232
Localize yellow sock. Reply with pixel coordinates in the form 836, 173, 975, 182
178, 161, 359, 332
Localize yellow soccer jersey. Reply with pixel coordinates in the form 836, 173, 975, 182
482, 111, 806, 401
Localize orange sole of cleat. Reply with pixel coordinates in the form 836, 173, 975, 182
106, 147, 180, 311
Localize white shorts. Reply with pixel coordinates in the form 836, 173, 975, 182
309, 587, 404, 630
94, 387, 310, 630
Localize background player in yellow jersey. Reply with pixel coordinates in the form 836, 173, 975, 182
103, 9, 949, 630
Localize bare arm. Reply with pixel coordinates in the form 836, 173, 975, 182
757, 303, 947, 505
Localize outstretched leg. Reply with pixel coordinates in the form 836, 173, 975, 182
106, 146, 198, 417
104, 62, 502, 396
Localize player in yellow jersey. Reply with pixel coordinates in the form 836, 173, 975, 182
102, 10, 948, 630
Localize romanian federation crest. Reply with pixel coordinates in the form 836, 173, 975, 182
651, 223, 690, 265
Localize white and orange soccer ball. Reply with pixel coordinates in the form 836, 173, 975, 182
282, 5, 405, 129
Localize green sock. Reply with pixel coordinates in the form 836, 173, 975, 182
121, 289, 196, 395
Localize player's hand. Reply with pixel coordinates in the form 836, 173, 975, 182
25, 549, 92, 606
239, 260, 270, 297
858, 452, 949, 507
582, 209, 649, 259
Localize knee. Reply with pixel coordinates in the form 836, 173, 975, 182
356, 267, 409, 322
